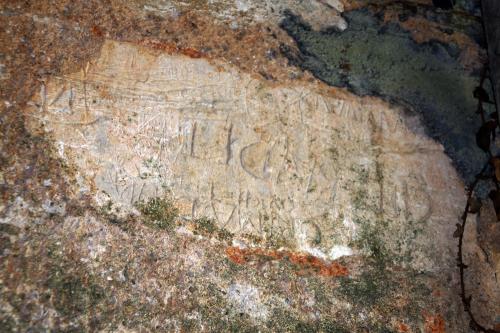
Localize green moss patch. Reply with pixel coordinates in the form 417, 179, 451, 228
192, 217, 233, 241
136, 197, 179, 231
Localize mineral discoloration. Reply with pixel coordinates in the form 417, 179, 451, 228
225, 246, 350, 277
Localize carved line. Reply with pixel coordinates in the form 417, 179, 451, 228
226, 123, 234, 165
190, 121, 197, 157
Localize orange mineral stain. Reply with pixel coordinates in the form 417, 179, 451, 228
424, 314, 446, 333
91, 25, 104, 37
225, 246, 249, 264
397, 322, 409, 332
225, 246, 349, 277
138, 39, 204, 59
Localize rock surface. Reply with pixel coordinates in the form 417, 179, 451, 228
1, 0, 499, 332
280, 5, 488, 182
30, 39, 464, 272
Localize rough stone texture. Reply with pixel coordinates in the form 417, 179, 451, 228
136, 0, 348, 31
29, 40, 463, 272
464, 202, 500, 327
280, 5, 489, 182
1, 0, 499, 332
482, 0, 500, 116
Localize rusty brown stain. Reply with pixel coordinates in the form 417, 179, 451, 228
138, 39, 181, 55
138, 39, 203, 59
423, 313, 446, 333
397, 322, 410, 332
91, 25, 104, 38
225, 246, 349, 277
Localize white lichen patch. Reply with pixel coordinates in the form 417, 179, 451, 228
41, 199, 66, 215
329, 245, 354, 260
227, 283, 269, 320
0, 197, 33, 229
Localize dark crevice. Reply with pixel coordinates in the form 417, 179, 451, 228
433, 0, 454, 10
280, 9, 488, 182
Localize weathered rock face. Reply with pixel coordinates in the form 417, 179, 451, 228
280, 6, 487, 181
464, 203, 500, 326
2, 0, 499, 332
136, 0, 347, 31
30, 40, 463, 272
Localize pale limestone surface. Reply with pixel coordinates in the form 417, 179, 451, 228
29, 40, 465, 272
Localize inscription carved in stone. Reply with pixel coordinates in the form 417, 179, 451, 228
29, 41, 464, 269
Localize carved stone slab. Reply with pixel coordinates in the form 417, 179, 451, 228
29, 40, 465, 271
